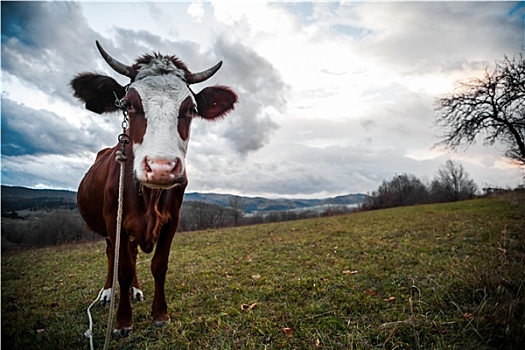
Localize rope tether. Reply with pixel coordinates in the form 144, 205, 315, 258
85, 95, 129, 350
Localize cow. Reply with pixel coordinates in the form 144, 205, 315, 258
71, 41, 237, 337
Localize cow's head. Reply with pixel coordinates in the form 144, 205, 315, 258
71, 41, 237, 189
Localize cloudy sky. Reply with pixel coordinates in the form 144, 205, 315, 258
2, 1, 524, 198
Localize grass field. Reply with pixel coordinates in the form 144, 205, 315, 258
2, 195, 524, 349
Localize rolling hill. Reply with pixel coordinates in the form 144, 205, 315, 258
183, 192, 366, 213
1, 186, 78, 211
2, 196, 524, 349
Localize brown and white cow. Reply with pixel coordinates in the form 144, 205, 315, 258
71, 41, 237, 337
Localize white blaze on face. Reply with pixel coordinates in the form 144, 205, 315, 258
130, 59, 195, 187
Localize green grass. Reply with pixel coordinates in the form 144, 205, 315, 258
2, 196, 525, 349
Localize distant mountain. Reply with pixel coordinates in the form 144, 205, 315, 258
1, 185, 366, 213
183, 192, 367, 213
1, 186, 77, 212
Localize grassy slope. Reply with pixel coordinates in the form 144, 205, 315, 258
2, 197, 524, 349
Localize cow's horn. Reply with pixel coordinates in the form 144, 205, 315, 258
186, 61, 223, 84
95, 40, 134, 78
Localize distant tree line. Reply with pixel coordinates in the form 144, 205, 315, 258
1, 209, 97, 250
2, 201, 356, 250
178, 200, 356, 232
2, 211, 25, 220
179, 201, 239, 231
1, 198, 77, 212
361, 160, 478, 210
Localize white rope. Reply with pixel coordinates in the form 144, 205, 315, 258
103, 156, 126, 349
84, 156, 125, 350
85, 288, 104, 350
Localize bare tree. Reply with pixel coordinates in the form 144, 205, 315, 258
228, 196, 245, 226
435, 54, 525, 165
430, 160, 478, 202
179, 201, 238, 231
362, 173, 428, 210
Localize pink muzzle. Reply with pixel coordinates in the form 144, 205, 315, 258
143, 157, 184, 187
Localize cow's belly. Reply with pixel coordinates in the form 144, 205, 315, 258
77, 148, 116, 237
78, 177, 108, 236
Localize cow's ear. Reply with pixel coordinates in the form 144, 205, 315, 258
195, 86, 238, 120
70, 73, 126, 114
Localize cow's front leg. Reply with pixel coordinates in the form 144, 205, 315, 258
101, 238, 143, 306
150, 226, 176, 327
114, 235, 135, 338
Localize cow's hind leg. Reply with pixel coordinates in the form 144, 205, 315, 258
129, 239, 144, 302
100, 237, 114, 307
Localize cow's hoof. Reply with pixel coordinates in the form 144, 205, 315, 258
153, 315, 170, 328
131, 287, 144, 302
100, 288, 112, 307
113, 326, 132, 339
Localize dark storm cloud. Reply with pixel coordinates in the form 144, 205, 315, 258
1, 153, 93, 190
110, 27, 202, 68
1, 2, 35, 46
212, 38, 287, 154
1, 98, 115, 157
1, 1, 100, 103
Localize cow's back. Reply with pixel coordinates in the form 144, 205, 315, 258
77, 147, 119, 237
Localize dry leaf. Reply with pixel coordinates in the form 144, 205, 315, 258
384, 296, 396, 302
236, 253, 252, 264
282, 327, 293, 338
315, 338, 322, 347
463, 313, 474, 320
483, 315, 495, 323
241, 303, 258, 311
364, 290, 379, 297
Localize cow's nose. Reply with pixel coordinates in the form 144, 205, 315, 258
144, 157, 183, 185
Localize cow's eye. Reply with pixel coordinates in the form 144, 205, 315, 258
179, 106, 197, 119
